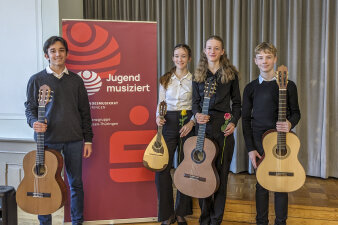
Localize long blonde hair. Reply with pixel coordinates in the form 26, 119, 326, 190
194, 36, 238, 83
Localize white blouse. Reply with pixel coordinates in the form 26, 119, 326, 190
157, 72, 194, 118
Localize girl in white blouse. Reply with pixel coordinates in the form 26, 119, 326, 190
155, 44, 195, 225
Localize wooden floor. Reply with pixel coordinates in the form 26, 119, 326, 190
18, 172, 338, 225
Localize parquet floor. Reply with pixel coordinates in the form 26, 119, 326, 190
17, 172, 338, 225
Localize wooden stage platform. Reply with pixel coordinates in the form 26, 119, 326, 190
18, 172, 338, 225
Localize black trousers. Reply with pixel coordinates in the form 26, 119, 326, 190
253, 130, 288, 225
197, 112, 235, 225
155, 110, 194, 222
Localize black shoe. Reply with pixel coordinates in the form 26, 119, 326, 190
161, 215, 176, 225
177, 216, 187, 225
178, 222, 187, 225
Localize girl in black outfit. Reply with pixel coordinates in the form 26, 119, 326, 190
192, 36, 241, 225
156, 44, 195, 225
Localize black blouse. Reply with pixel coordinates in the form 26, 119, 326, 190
192, 69, 242, 126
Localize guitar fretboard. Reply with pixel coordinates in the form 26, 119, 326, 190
196, 97, 211, 152
277, 89, 287, 151
36, 106, 46, 165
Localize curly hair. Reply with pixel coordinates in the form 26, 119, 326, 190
194, 35, 238, 84
159, 44, 192, 89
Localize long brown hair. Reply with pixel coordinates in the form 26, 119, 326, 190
159, 44, 192, 89
194, 35, 238, 83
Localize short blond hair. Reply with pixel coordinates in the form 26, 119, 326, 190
255, 42, 277, 57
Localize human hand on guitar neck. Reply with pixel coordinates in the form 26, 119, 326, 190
156, 116, 166, 126
249, 120, 292, 169
33, 121, 47, 133
276, 120, 292, 133
195, 113, 210, 124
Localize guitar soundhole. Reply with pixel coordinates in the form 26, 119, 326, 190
277, 147, 287, 156
273, 145, 290, 159
191, 149, 206, 164
34, 164, 46, 177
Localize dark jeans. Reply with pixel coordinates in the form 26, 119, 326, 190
256, 183, 288, 225
38, 141, 84, 225
197, 113, 235, 225
155, 110, 193, 222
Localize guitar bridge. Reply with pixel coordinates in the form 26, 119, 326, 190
269, 172, 294, 177
27, 192, 51, 198
184, 173, 206, 182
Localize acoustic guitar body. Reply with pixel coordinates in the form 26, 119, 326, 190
174, 136, 219, 198
256, 130, 306, 192
143, 134, 169, 171
16, 149, 67, 215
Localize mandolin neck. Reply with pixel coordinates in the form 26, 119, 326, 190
156, 116, 164, 143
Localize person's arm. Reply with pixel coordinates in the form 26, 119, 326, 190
242, 83, 261, 169
224, 74, 242, 136
192, 81, 201, 115
229, 74, 242, 126
192, 81, 209, 124
242, 83, 256, 152
156, 84, 166, 126
24, 77, 39, 128
78, 78, 93, 158
286, 81, 301, 128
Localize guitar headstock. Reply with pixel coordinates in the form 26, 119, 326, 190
38, 85, 52, 107
204, 77, 217, 98
276, 65, 288, 90
158, 101, 167, 117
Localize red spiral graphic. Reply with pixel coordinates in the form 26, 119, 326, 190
63, 22, 120, 78
78, 71, 102, 96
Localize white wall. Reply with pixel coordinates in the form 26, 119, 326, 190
0, 0, 83, 187
0, 0, 59, 141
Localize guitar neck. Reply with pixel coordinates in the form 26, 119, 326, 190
196, 96, 211, 152
36, 106, 45, 165
277, 89, 287, 149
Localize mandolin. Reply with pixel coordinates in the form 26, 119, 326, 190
143, 101, 169, 171
256, 65, 305, 192
16, 84, 67, 215
174, 77, 219, 198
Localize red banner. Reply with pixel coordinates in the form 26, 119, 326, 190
62, 20, 157, 222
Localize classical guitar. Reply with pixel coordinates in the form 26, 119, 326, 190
174, 77, 219, 198
256, 65, 305, 192
16, 85, 67, 215
143, 101, 169, 171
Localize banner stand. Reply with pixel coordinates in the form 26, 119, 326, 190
62, 19, 158, 224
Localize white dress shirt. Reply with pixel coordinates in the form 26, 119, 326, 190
157, 72, 194, 122
46, 66, 69, 79
259, 74, 276, 84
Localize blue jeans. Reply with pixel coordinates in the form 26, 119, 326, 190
38, 141, 84, 225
